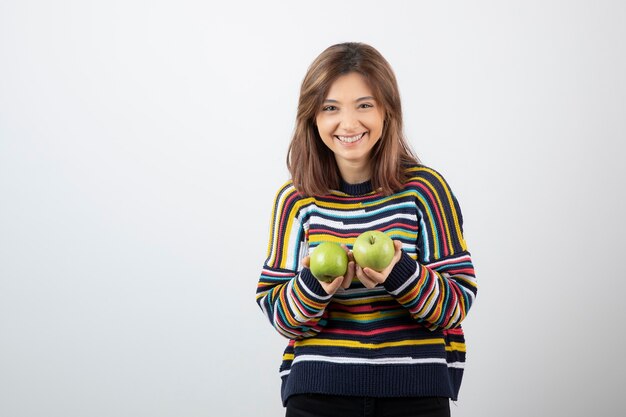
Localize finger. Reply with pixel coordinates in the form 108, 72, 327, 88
361, 277, 378, 289
355, 265, 378, 289
341, 244, 356, 263
342, 261, 355, 289
322, 276, 343, 294
302, 256, 310, 269
392, 240, 403, 261
362, 267, 385, 283
341, 276, 352, 289
345, 261, 355, 280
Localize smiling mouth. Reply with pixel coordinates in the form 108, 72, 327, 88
335, 132, 366, 143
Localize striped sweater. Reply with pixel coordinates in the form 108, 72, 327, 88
256, 165, 477, 405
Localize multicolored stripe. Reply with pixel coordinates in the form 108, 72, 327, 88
256, 165, 477, 403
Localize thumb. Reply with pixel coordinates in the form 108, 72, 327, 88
322, 276, 343, 295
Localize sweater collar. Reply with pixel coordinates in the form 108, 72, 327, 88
339, 179, 373, 196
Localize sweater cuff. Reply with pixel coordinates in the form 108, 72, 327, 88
298, 267, 332, 299
384, 251, 418, 292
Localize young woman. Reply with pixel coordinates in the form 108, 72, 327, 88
255, 42, 478, 417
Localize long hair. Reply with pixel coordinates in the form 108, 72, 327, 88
286, 42, 419, 196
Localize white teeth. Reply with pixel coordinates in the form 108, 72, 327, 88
337, 133, 365, 143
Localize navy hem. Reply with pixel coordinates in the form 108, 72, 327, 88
281, 362, 462, 406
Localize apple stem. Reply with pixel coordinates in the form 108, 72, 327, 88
369, 236, 376, 244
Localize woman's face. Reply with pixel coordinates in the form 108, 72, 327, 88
315, 72, 385, 175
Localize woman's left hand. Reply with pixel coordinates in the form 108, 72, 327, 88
354, 240, 403, 289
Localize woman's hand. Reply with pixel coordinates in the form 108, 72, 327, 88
354, 240, 403, 289
302, 244, 355, 295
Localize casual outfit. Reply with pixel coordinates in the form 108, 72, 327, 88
256, 165, 477, 414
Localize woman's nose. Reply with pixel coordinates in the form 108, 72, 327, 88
339, 110, 360, 131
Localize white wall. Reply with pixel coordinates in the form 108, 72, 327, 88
1, 1, 624, 416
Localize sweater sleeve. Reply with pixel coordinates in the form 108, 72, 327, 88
255, 182, 332, 339
383, 167, 478, 330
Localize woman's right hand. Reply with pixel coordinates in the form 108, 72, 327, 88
302, 244, 355, 295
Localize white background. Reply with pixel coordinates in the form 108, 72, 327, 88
1, 1, 625, 416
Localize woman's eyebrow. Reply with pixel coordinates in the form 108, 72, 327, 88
322, 96, 376, 103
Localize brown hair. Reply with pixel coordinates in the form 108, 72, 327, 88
286, 42, 419, 196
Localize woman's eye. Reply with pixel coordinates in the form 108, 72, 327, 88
322, 105, 337, 112
359, 103, 373, 109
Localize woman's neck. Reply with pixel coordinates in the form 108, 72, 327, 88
337, 160, 371, 184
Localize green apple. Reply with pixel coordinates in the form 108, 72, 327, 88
309, 242, 349, 282
352, 231, 395, 271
